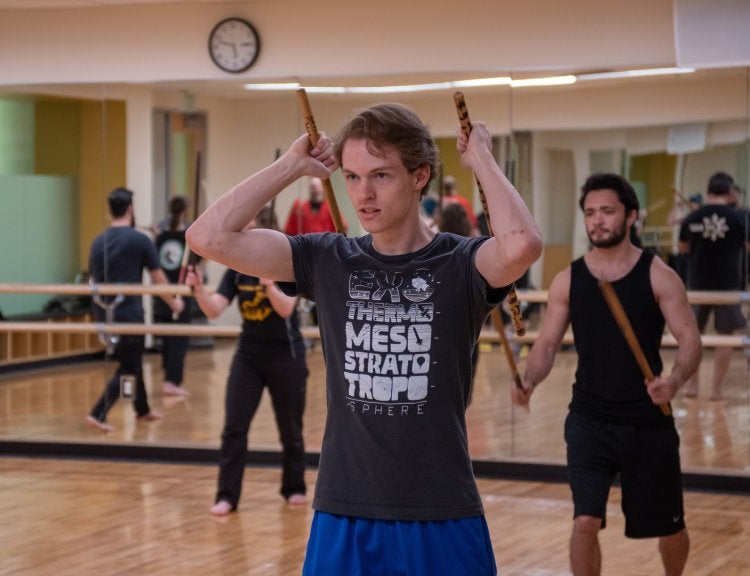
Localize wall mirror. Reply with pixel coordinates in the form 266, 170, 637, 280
0, 69, 748, 484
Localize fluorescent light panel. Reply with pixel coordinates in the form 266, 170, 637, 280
244, 77, 512, 94
510, 75, 576, 87
577, 67, 695, 81
244, 67, 694, 93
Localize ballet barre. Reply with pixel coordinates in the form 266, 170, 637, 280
514, 289, 750, 306
0, 321, 314, 340
504, 331, 749, 349
0, 283, 192, 297
1, 284, 749, 350
1, 321, 747, 349
1, 283, 748, 305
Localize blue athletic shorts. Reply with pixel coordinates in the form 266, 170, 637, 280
302, 511, 497, 575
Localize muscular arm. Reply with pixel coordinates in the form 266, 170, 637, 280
648, 257, 702, 404
186, 134, 337, 282
512, 268, 571, 408
457, 123, 543, 288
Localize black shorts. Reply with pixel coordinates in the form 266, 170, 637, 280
564, 411, 686, 539
693, 303, 746, 334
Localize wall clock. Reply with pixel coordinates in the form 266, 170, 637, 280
208, 17, 260, 74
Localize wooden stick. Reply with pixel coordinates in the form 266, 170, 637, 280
453, 91, 526, 339
490, 307, 524, 390
452, 91, 524, 390
268, 147, 281, 218
296, 88, 346, 235
177, 150, 202, 286
169, 151, 203, 318
599, 280, 671, 416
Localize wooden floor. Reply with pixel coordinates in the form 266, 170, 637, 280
1, 338, 750, 574
1, 338, 748, 472
1, 458, 749, 575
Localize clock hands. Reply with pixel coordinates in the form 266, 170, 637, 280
217, 39, 237, 58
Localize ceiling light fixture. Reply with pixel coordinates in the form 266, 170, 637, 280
576, 67, 695, 81
243, 67, 695, 94
510, 75, 576, 87
244, 77, 512, 94
243, 82, 302, 91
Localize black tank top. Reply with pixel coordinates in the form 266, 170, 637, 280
569, 251, 669, 424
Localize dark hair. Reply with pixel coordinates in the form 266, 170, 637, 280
579, 173, 639, 215
707, 171, 735, 196
438, 203, 472, 237
107, 187, 133, 217
167, 196, 188, 231
334, 103, 438, 197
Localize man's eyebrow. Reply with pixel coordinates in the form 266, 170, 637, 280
341, 164, 392, 174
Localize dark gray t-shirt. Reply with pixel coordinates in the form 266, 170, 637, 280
679, 203, 746, 290
89, 226, 160, 323
288, 231, 509, 521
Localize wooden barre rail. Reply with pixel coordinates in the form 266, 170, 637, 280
0, 321, 311, 339
1, 322, 748, 349
516, 289, 750, 305
0, 283, 193, 297
1, 284, 749, 349
508, 331, 749, 349
0, 321, 239, 337
1, 284, 748, 305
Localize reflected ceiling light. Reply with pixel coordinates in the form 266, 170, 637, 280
243, 82, 301, 90
244, 77, 512, 94
451, 76, 512, 88
304, 86, 347, 94
244, 68, 695, 94
348, 82, 452, 93
510, 75, 576, 87
577, 67, 695, 81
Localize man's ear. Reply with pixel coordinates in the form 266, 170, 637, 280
413, 164, 431, 191
626, 208, 639, 227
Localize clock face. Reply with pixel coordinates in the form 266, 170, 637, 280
208, 17, 260, 73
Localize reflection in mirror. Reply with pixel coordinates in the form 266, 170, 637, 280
505, 68, 749, 475
0, 71, 748, 482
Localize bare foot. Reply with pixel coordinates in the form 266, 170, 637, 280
209, 500, 234, 516
137, 411, 163, 422
162, 382, 190, 397
287, 493, 307, 506
683, 384, 698, 398
85, 415, 114, 432
710, 391, 725, 401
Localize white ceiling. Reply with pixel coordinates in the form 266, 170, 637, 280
1, 0, 743, 103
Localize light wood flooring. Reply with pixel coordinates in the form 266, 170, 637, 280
1, 338, 749, 575
1, 338, 748, 473
1, 458, 749, 575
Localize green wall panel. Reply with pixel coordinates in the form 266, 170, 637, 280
0, 175, 78, 316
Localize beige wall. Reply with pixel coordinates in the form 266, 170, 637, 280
0, 0, 676, 87
1, 0, 749, 317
